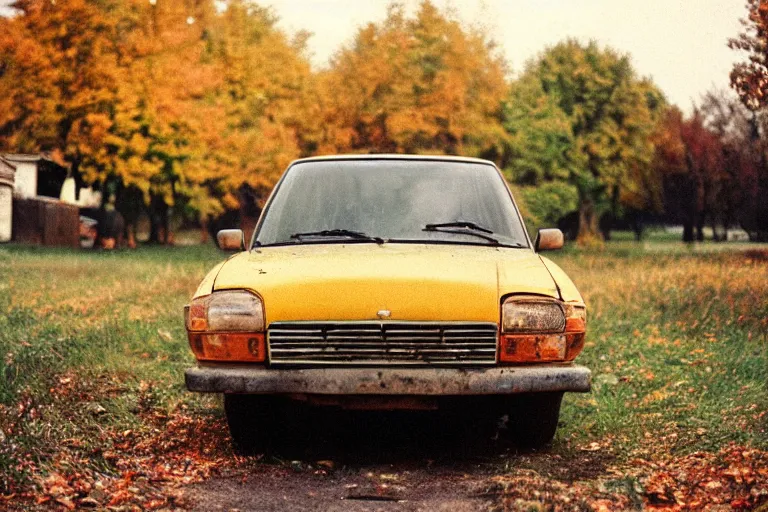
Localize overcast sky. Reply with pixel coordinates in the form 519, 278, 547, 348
1, 0, 747, 112
264, 0, 745, 112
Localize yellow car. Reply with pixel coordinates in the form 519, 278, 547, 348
185, 155, 590, 450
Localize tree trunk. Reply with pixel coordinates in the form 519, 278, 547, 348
710, 217, 721, 242
576, 196, 603, 246
696, 215, 705, 242
148, 211, 160, 244
601, 185, 619, 243
600, 213, 612, 241
633, 225, 643, 242
126, 225, 137, 249
148, 196, 169, 244
633, 216, 644, 242
683, 222, 695, 243
164, 206, 173, 245
682, 165, 698, 243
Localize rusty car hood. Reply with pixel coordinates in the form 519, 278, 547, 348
208, 243, 560, 324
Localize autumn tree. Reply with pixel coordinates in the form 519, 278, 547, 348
730, 0, 768, 109
0, 0, 312, 243
655, 107, 727, 242
315, 1, 508, 158
501, 73, 578, 232
729, 1, 768, 240
700, 90, 767, 240
102, 0, 221, 243
503, 40, 665, 244
0, 15, 59, 153
204, 1, 311, 209
0, 0, 127, 170
106, 0, 310, 242
0, 0, 206, 242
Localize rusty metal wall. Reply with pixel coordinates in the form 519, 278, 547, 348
12, 196, 79, 248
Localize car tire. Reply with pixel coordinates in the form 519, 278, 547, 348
502, 392, 563, 449
223, 394, 278, 454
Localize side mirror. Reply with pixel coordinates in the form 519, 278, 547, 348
217, 229, 245, 251
535, 228, 564, 252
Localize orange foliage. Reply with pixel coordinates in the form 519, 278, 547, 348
313, 2, 508, 157
0, 0, 311, 216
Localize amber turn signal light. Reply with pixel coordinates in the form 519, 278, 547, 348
563, 306, 586, 360
499, 333, 585, 363
187, 332, 265, 362
499, 300, 587, 363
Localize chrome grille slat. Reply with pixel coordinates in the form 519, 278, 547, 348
270, 347, 497, 353
268, 321, 498, 366
271, 352, 494, 356
271, 343, 494, 349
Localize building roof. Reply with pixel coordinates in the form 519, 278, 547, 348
2, 152, 70, 168
2, 153, 42, 163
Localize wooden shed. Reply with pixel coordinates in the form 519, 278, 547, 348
1, 153, 79, 248
12, 196, 79, 248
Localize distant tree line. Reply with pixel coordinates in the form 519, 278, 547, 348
0, 0, 767, 244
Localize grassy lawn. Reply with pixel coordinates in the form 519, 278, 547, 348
0, 241, 766, 508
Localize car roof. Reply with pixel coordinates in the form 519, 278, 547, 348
289, 154, 497, 167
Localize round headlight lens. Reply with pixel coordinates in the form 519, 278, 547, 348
502, 298, 565, 333
186, 290, 264, 332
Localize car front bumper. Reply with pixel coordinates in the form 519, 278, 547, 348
185, 364, 591, 395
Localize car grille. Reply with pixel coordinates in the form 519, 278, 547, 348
267, 321, 498, 366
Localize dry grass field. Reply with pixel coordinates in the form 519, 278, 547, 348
0, 241, 766, 510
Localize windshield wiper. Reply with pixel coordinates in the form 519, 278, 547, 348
424, 221, 494, 233
289, 229, 384, 244
422, 221, 500, 244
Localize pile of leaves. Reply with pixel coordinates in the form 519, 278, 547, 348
483, 469, 635, 511
4, 394, 768, 511
641, 445, 768, 510
483, 445, 768, 511
4, 410, 245, 510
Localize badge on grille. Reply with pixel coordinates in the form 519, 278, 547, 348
377, 309, 391, 319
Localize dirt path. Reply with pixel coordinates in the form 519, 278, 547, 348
180, 409, 611, 511
186, 465, 493, 511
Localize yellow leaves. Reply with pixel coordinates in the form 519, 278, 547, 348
222, 192, 239, 211
127, 133, 150, 156
115, 157, 162, 195
641, 387, 673, 406
316, 1, 507, 156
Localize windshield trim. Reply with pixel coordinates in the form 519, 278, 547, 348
249, 158, 533, 250
253, 238, 528, 250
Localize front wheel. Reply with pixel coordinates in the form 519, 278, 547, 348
501, 392, 563, 449
223, 394, 278, 454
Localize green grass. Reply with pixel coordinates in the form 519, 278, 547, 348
552, 245, 768, 456
0, 241, 766, 493
0, 245, 224, 493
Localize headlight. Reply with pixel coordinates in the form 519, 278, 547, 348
184, 290, 266, 362
499, 296, 587, 364
564, 303, 587, 331
185, 290, 265, 332
502, 297, 565, 333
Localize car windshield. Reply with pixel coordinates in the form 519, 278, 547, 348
254, 159, 529, 248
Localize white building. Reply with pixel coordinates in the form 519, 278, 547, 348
0, 157, 16, 242
3, 154, 40, 199
1, 153, 100, 207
